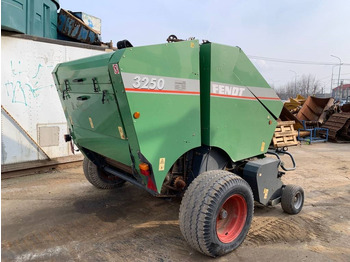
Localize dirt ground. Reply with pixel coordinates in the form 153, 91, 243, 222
2, 143, 350, 262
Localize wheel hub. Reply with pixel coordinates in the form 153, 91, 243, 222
216, 194, 248, 243
220, 209, 228, 219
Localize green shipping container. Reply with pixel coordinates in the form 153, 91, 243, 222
1, 0, 59, 39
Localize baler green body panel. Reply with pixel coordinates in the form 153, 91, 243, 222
117, 41, 201, 191
53, 41, 201, 192
200, 43, 283, 161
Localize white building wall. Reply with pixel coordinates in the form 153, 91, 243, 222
1, 35, 109, 165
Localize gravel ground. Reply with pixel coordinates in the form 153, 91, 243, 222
2, 142, 350, 262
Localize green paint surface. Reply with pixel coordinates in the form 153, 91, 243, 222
200, 43, 283, 160
53, 40, 282, 193
117, 41, 201, 191
53, 41, 201, 192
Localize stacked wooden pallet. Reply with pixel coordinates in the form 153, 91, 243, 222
272, 121, 299, 148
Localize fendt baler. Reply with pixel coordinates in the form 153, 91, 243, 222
52, 37, 304, 257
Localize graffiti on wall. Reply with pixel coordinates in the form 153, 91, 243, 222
4, 60, 54, 106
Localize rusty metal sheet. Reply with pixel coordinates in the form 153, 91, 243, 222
340, 119, 350, 140
341, 103, 350, 112
296, 96, 334, 124
57, 9, 101, 45
279, 106, 304, 130
320, 112, 350, 141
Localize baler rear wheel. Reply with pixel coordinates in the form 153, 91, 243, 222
83, 157, 125, 189
83, 158, 93, 184
281, 184, 304, 214
179, 170, 254, 257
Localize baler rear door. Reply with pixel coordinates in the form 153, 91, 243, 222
53, 52, 133, 167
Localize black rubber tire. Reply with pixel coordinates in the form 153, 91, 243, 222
83, 157, 93, 184
83, 157, 125, 189
179, 170, 254, 257
281, 184, 304, 214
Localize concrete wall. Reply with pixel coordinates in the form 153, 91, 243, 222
1, 35, 110, 165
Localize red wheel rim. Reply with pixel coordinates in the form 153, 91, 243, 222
216, 194, 247, 243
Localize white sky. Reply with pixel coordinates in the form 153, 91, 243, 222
59, 0, 350, 92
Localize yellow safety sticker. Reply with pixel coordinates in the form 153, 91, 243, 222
260, 141, 265, 152
190, 42, 195, 48
263, 188, 269, 199
89, 117, 94, 129
159, 158, 165, 171
118, 126, 125, 140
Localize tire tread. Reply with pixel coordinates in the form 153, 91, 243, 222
281, 184, 304, 215
83, 157, 125, 189
179, 170, 254, 257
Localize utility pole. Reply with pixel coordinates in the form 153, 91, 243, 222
330, 65, 337, 94
331, 55, 342, 101
340, 81, 344, 101
289, 70, 297, 97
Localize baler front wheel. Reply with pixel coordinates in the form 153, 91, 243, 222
179, 170, 254, 257
281, 184, 304, 214
83, 157, 125, 189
